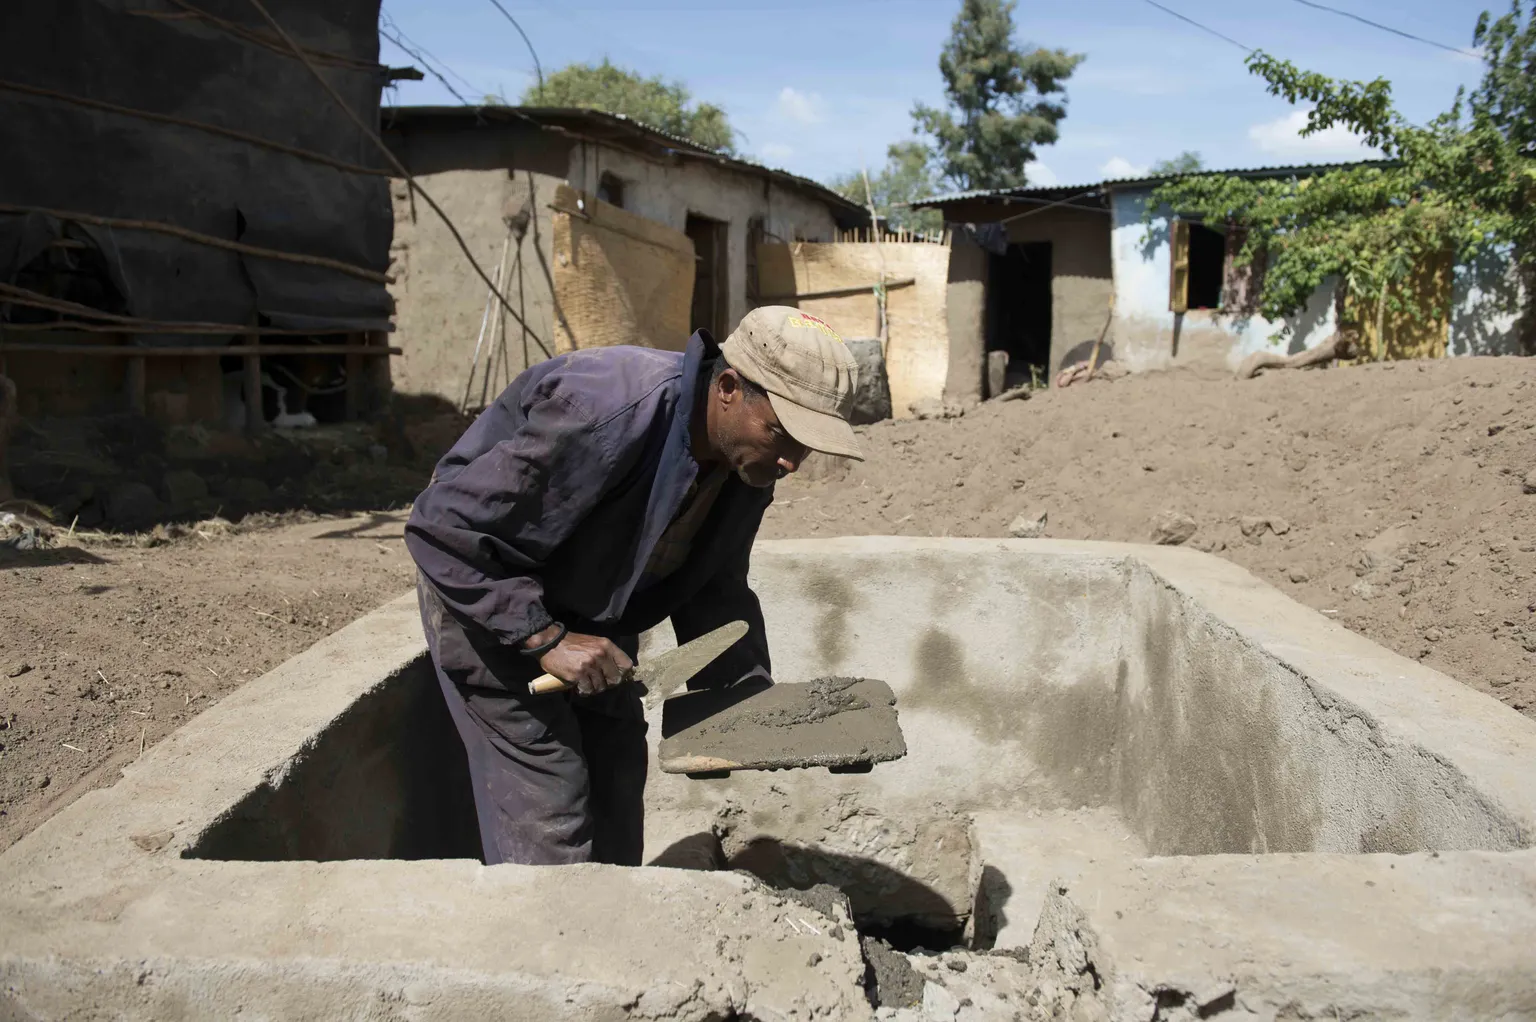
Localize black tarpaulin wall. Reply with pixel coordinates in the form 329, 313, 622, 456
0, 0, 394, 341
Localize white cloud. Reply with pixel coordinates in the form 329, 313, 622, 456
1027, 162, 1061, 187
774, 86, 824, 126
1248, 108, 1380, 160
760, 142, 795, 162
1099, 156, 1150, 179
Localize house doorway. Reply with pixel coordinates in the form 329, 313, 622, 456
986, 241, 1052, 388
685, 213, 728, 339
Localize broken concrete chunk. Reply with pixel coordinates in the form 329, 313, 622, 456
720, 798, 981, 936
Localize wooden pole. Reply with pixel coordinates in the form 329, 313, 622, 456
860, 166, 889, 358
0, 341, 401, 355
344, 333, 365, 421
243, 325, 263, 432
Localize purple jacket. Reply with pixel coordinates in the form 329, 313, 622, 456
405, 331, 773, 688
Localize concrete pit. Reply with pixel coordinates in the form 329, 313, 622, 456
4, 538, 1536, 1021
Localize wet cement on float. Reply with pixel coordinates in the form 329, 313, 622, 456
658, 677, 907, 773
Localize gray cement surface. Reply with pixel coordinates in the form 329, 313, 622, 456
5, 538, 1536, 1020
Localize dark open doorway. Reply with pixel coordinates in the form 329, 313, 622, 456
685, 213, 728, 339
1186, 223, 1224, 310
986, 241, 1052, 388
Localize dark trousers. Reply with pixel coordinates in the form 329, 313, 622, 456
417, 577, 649, 866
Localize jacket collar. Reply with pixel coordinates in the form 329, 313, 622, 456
599, 330, 717, 618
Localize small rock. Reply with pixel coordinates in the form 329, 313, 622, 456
1240, 516, 1268, 538
35, 774, 49, 790
7, 662, 31, 678
225, 477, 271, 504
105, 482, 164, 531
1287, 568, 1309, 584
1268, 516, 1291, 535
1424, 627, 1444, 642
1523, 469, 1536, 495
807, 953, 822, 967
1008, 510, 1048, 539
1350, 579, 1379, 601
1150, 511, 1197, 546
162, 469, 209, 508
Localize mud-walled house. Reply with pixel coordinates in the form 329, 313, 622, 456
915, 161, 1524, 402
0, 0, 402, 432
379, 106, 873, 411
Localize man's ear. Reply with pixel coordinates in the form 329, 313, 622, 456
715, 368, 742, 406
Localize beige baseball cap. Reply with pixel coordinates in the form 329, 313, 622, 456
719, 306, 863, 461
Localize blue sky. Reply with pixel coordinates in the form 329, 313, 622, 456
379, 0, 1492, 190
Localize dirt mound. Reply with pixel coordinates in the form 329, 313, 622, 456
763, 357, 1536, 718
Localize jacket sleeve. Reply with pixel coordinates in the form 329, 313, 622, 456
669, 525, 771, 689
404, 389, 616, 646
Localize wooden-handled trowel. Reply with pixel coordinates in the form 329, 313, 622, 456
527, 620, 749, 696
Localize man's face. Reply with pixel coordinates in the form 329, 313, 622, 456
711, 371, 811, 488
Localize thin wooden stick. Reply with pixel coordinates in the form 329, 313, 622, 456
0, 339, 398, 356
0, 203, 389, 284
0, 282, 395, 341
0, 80, 386, 178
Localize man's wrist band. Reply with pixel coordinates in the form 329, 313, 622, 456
520, 622, 567, 658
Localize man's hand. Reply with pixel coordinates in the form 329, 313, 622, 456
529, 629, 633, 696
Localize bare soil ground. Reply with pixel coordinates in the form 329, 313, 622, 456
1, 355, 1533, 849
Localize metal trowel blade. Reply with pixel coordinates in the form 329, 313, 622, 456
632, 620, 749, 698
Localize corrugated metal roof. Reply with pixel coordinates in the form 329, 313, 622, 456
913, 159, 1397, 208
381, 105, 868, 222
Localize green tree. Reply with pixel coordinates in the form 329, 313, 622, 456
1470, 1, 1536, 152
1149, 151, 1203, 176
520, 59, 736, 153
1145, 4, 1536, 355
912, 0, 1083, 191
830, 142, 945, 234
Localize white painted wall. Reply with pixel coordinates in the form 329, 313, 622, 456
567, 145, 840, 337
1109, 188, 1338, 372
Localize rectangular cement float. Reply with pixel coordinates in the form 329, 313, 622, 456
3, 538, 1536, 1021
658, 676, 907, 775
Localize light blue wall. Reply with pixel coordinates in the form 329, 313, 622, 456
1109, 188, 1337, 372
